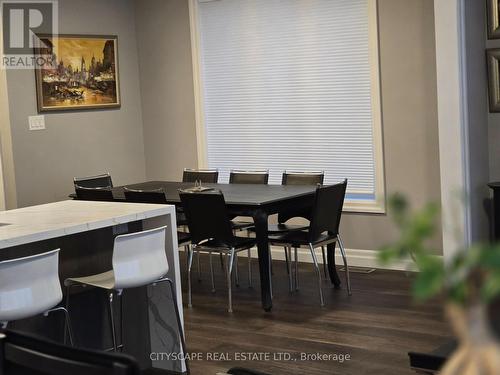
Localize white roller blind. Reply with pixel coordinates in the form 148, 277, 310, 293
197, 0, 378, 201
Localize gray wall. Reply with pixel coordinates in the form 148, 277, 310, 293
135, 0, 198, 181
6, 0, 146, 207
135, 0, 443, 252
341, 0, 442, 251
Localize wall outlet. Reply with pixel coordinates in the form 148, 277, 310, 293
28, 115, 45, 130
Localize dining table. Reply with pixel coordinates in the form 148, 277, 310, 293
72, 180, 343, 311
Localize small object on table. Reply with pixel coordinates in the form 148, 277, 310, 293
180, 179, 215, 193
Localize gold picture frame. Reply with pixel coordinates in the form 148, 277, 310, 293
487, 0, 500, 39
487, 48, 500, 112
34, 34, 120, 112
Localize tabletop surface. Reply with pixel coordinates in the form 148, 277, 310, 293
119, 181, 317, 206
0, 200, 172, 249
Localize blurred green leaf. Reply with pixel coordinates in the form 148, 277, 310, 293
388, 193, 408, 228
377, 246, 401, 264
448, 282, 468, 305
478, 245, 500, 269
481, 273, 500, 303
380, 194, 444, 302
412, 257, 445, 301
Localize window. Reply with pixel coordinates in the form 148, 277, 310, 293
190, 0, 385, 213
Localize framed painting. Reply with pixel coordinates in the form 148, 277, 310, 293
487, 0, 500, 39
487, 48, 500, 112
34, 34, 120, 112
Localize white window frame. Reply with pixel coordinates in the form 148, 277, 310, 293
188, 0, 386, 213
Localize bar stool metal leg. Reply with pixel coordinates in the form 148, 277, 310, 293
107, 292, 118, 351
187, 247, 194, 308
64, 284, 73, 345
119, 291, 124, 352
45, 306, 75, 346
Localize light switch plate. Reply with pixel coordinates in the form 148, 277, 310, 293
28, 115, 45, 130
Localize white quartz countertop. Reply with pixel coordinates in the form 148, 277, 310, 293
0, 200, 173, 249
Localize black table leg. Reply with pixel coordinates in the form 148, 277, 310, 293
252, 209, 272, 312
327, 240, 341, 289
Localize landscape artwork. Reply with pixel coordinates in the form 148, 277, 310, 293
35, 35, 120, 112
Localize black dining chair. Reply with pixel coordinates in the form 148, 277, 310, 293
0, 329, 140, 375
73, 173, 113, 189
182, 168, 219, 183
123, 187, 191, 247
75, 186, 114, 201
270, 180, 351, 306
229, 169, 269, 185
179, 168, 219, 227
248, 171, 325, 289
228, 169, 270, 287
267, 171, 325, 234
180, 191, 256, 313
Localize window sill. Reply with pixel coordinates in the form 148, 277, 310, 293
344, 200, 386, 214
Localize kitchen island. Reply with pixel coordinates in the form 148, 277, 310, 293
0, 200, 186, 374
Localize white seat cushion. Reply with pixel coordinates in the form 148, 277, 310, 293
66, 270, 116, 290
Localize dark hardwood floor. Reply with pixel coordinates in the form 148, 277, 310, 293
180, 253, 451, 375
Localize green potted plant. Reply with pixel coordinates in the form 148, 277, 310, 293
379, 194, 500, 374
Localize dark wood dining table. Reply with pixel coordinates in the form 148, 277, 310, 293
74, 181, 343, 311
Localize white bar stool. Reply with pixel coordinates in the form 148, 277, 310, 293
0, 249, 74, 345
64, 226, 188, 371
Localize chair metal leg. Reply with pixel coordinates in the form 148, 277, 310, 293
209, 251, 216, 293
219, 253, 224, 270
64, 285, 72, 345
119, 291, 124, 352
187, 247, 194, 308
284, 246, 290, 274
234, 255, 240, 287
294, 247, 299, 291
45, 306, 75, 346
321, 246, 328, 279
155, 278, 190, 375
196, 249, 201, 282
268, 249, 273, 300
285, 247, 293, 293
269, 250, 274, 276
338, 235, 352, 296
226, 249, 236, 313
247, 248, 252, 288
308, 243, 325, 307
107, 292, 118, 351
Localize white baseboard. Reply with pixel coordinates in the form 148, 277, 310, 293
180, 244, 417, 271
262, 246, 416, 272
